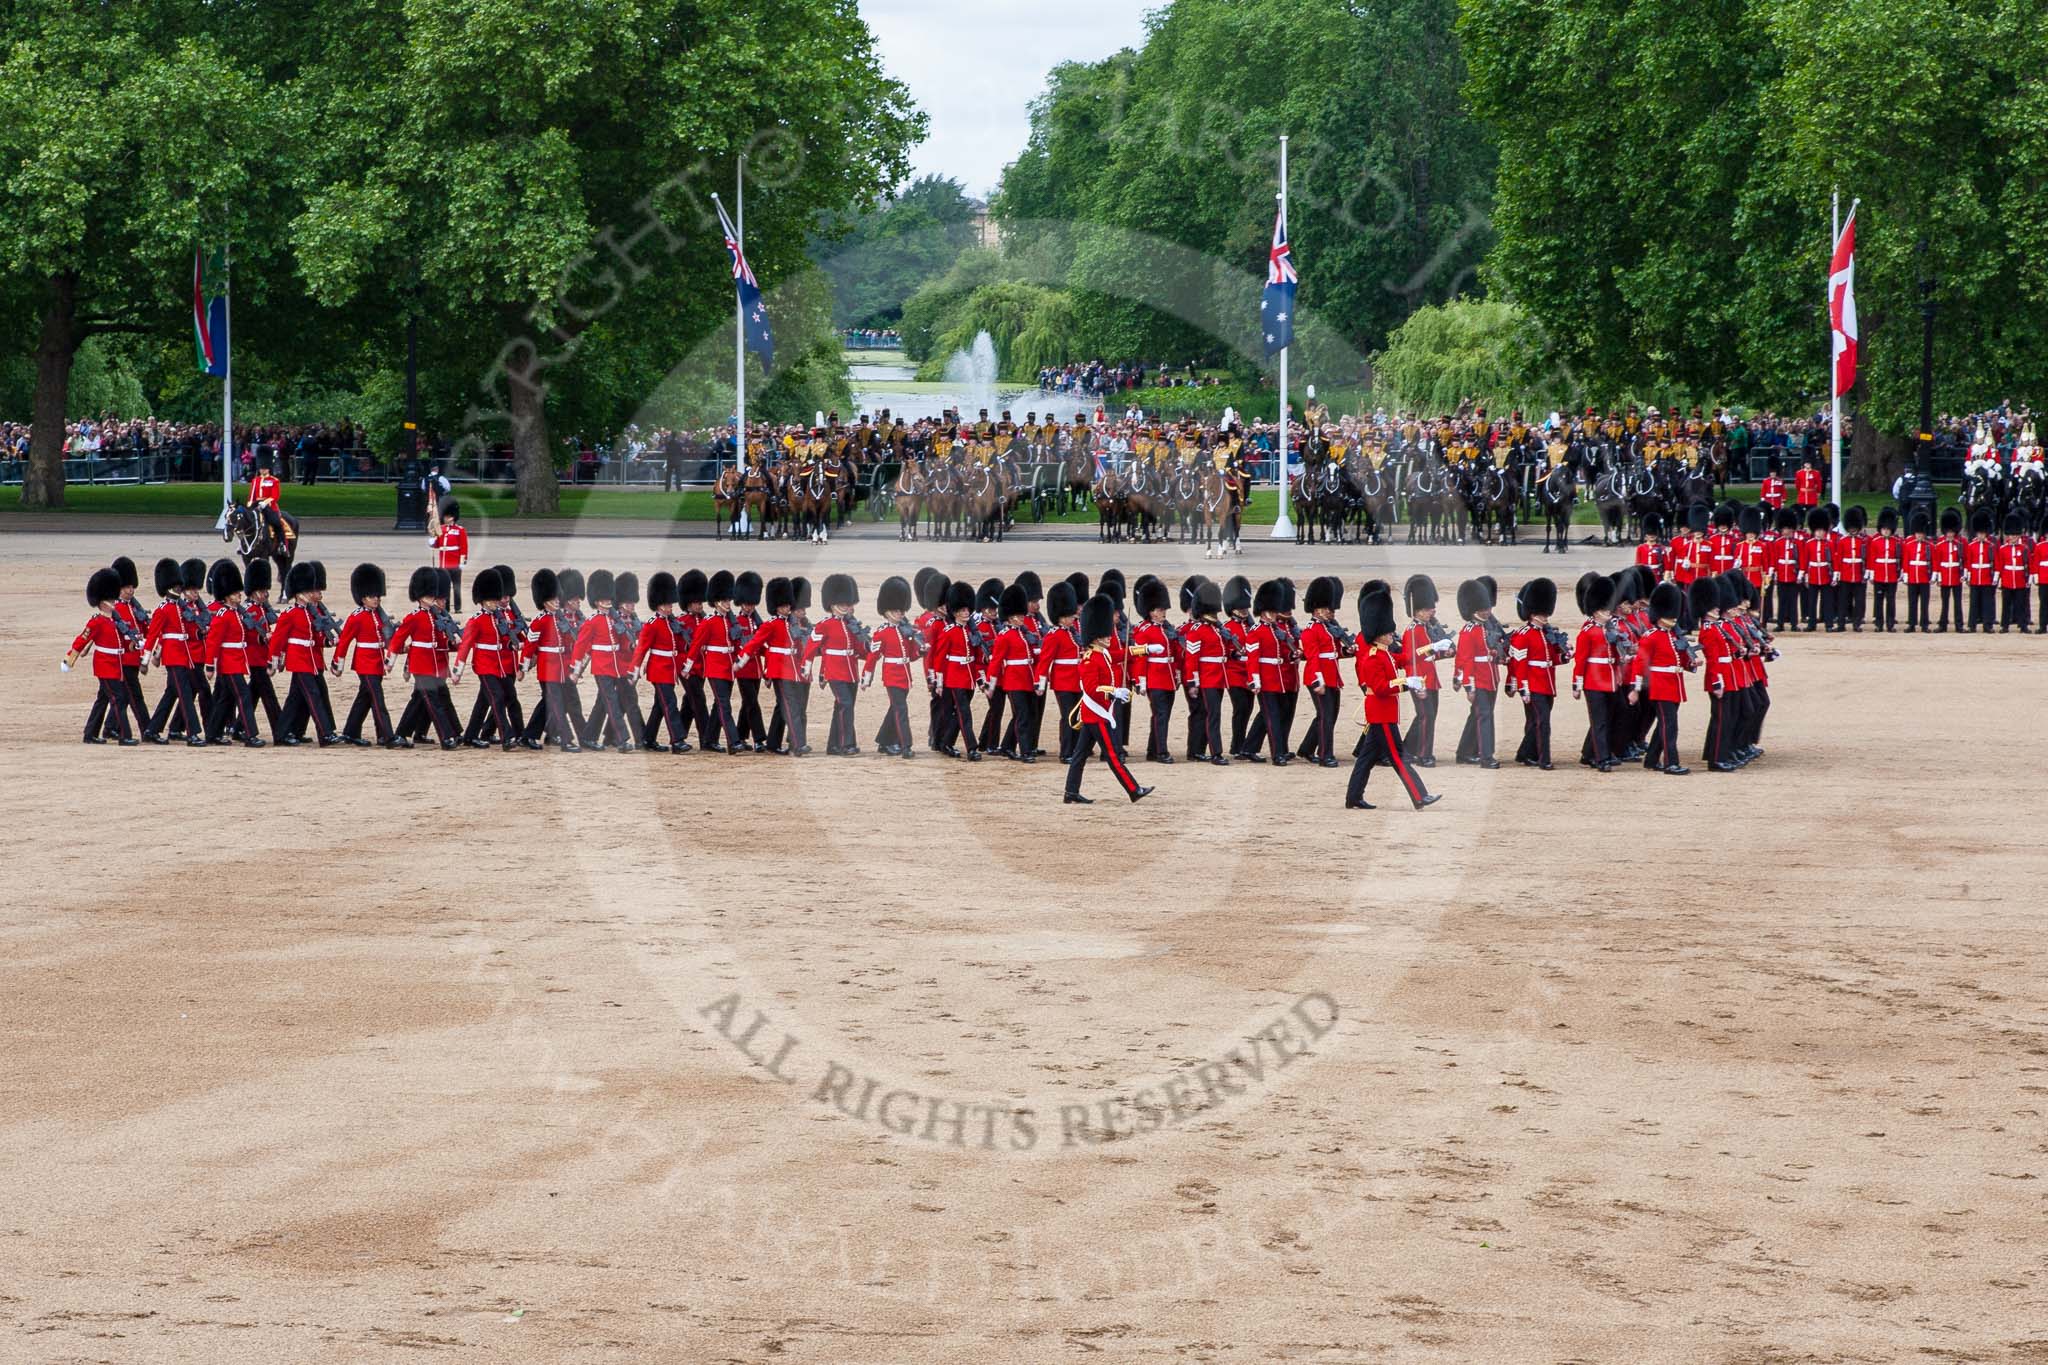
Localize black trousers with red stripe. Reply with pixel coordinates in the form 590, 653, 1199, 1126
1644, 699, 1682, 769
205, 671, 261, 742
87, 676, 134, 741
875, 685, 914, 752
344, 674, 395, 743
1296, 687, 1339, 762
1347, 721, 1429, 807
1067, 716, 1139, 798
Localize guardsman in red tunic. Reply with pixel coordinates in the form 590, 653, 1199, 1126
1063, 594, 1150, 805
930, 579, 983, 760
1451, 578, 1503, 768
2033, 521, 2048, 634
103, 556, 153, 740
1396, 575, 1452, 767
1343, 587, 1436, 811
571, 569, 638, 753
1933, 507, 1965, 631
1034, 581, 1085, 762
632, 571, 688, 755
331, 562, 398, 746
682, 569, 741, 753
1505, 576, 1561, 769
1736, 505, 1771, 592
1759, 456, 1787, 511
1769, 508, 1803, 629
865, 575, 921, 759
1835, 505, 1869, 629
1996, 513, 2032, 632
1692, 577, 1739, 771
1634, 515, 1670, 578
1178, 580, 1230, 765
66, 567, 140, 744
984, 583, 1043, 762
454, 567, 522, 750
729, 571, 769, 749
198, 558, 264, 746
430, 498, 470, 610
1867, 507, 1903, 632
271, 560, 339, 745
519, 568, 581, 751
1571, 572, 1623, 772
803, 573, 868, 756
143, 556, 207, 743
1794, 456, 1823, 507
1798, 507, 1836, 632
1706, 504, 1740, 575
1295, 576, 1347, 767
240, 559, 284, 740
1129, 578, 1181, 763
1964, 509, 1998, 633
388, 566, 462, 748
1628, 583, 1694, 774
914, 568, 953, 752
1671, 504, 1707, 592
735, 575, 803, 755
1221, 575, 1258, 759
1242, 580, 1292, 765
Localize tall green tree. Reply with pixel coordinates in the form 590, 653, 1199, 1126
813, 173, 979, 329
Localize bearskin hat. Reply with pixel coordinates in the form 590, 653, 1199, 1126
1940, 507, 1962, 535
733, 571, 762, 607
1877, 506, 1898, 532
492, 565, 516, 600
615, 572, 639, 609
647, 571, 677, 610
179, 557, 206, 591
790, 577, 812, 611
532, 567, 560, 609
1455, 578, 1489, 619
1178, 577, 1200, 614
1404, 574, 1438, 615
2005, 511, 2024, 537
1775, 507, 1800, 533
766, 576, 794, 613
286, 561, 319, 597
1649, 581, 1684, 621
678, 569, 708, 608
1841, 505, 1864, 532
1723, 570, 1752, 607
1134, 572, 1161, 606
1911, 511, 1932, 536
975, 576, 1005, 613
1253, 579, 1284, 615
408, 566, 439, 601
87, 566, 122, 607
1689, 578, 1721, 618
1305, 576, 1340, 615
351, 562, 386, 604
1098, 568, 1125, 601
1517, 576, 1557, 620
1135, 578, 1170, 616
244, 558, 271, 594
999, 583, 1030, 619
1195, 581, 1222, 617
1015, 570, 1043, 601
1806, 507, 1831, 534
1739, 504, 1764, 536
917, 570, 950, 611
707, 569, 735, 603
877, 575, 912, 616
1686, 502, 1711, 534
153, 557, 182, 596
437, 496, 460, 523
436, 568, 456, 600
1766, 454, 1783, 475
1279, 577, 1298, 613
944, 579, 976, 617
112, 556, 138, 590
469, 567, 499, 603
1222, 574, 1252, 614
1064, 571, 1091, 604
1712, 502, 1736, 530
1079, 593, 1117, 645
1046, 580, 1079, 622
1641, 512, 1664, 538
310, 561, 328, 592
1477, 575, 1499, 607
558, 567, 586, 601
822, 573, 858, 610
914, 566, 939, 600
1356, 587, 1396, 641
586, 569, 616, 604
1575, 570, 1611, 616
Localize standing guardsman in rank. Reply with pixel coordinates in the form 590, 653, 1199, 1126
865, 575, 921, 759
1294, 577, 1346, 768
199, 558, 264, 746
331, 563, 397, 747
1343, 585, 1438, 811
1505, 577, 1561, 770
1629, 582, 1695, 775
1063, 594, 1151, 805
1452, 578, 1503, 769
65, 567, 140, 744
1033, 580, 1085, 763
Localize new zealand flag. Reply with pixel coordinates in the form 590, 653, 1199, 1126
1260, 206, 1296, 358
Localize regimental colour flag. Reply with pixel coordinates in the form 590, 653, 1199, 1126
1261, 204, 1297, 358
1829, 208, 1857, 398
713, 200, 774, 370
193, 246, 228, 379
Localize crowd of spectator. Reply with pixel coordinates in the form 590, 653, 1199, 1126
1035, 360, 1226, 398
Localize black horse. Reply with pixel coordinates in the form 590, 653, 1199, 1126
1537, 462, 1575, 554
222, 503, 299, 589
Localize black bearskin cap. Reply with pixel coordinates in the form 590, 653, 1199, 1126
409, 566, 439, 601
154, 557, 182, 596
1689, 577, 1721, 617
1911, 511, 1932, 536
1253, 580, 1284, 615
1079, 593, 1116, 644
1477, 575, 1499, 606
766, 577, 794, 613
179, 557, 206, 591
1517, 577, 1557, 620
1877, 507, 1898, 532
587, 569, 616, 604
615, 572, 639, 608
112, 556, 138, 590
1686, 503, 1710, 534
88, 566, 122, 607
1015, 570, 1043, 601
1940, 507, 1961, 535
733, 571, 762, 607
244, 558, 271, 594
823, 573, 858, 610
532, 568, 560, 609
944, 580, 976, 616
1456, 579, 1489, 619
877, 575, 912, 615
707, 569, 735, 603
917, 571, 949, 611
1098, 568, 1125, 600
1064, 571, 1091, 604
1713, 502, 1736, 529
472, 567, 502, 603
558, 567, 586, 601
791, 577, 811, 611
647, 571, 676, 610
1305, 576, 1340, 614
1357, 588, 1396, 641
437, 496, 460, 522
975, 576, 1004, 613
286, 561, 318, 597
1046, 580, 1078, 621
1575, 570, 1609, 616
1195, 580, 1222, 617
1739, 504, 1764, 536
1135, 578, 1170, 616
1404, 573, 1438, 615
1844, 505, 1866, 532
1650, 581, 1683, 620
1806, 507, 1830, 534
678, 569, 708, 608
1000, 583, 1030, 619
1222, 575, 1252, 613
351, 562, 386, 604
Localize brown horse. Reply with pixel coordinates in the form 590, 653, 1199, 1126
712, 465, 743, 539
1060, 442, 1094, 513
894, 460, 926, 541
1198, 466, 1243, 557
1092, 468, 1129, 543
743, 462, 771, 538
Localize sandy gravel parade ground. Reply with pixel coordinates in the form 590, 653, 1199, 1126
5, 515, 2048, 1363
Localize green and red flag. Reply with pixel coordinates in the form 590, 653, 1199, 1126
193, 246, 228, 378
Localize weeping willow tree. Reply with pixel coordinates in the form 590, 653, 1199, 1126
1370, 299, 1579, 416
916, 282, 1085, 383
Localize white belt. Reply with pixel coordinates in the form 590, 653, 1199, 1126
1198, 655, 1222, 663
1315, 652, 1337, 660
217, 641, 246, 650
1650, 666, 1679, 674
768, 646, 794, 656
1001, 659, 1031, 669
824, 649, 853, 657
354, 643, 381, 653
705, 645, 731, 653
539, 645, 565, 653
289, 637, 312, 647
589, 643, 619, 652
1472, 655, 1492, 663
648, 648, 676, 658
408, 642, 440, 652
163, 632, 186, 641
93, 645, 122, 654
1584, 655, 1610, 665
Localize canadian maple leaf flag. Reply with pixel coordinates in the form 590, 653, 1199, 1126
1829, 209, 1857, 397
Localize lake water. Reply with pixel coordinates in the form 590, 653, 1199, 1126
846, 353, 1101, 426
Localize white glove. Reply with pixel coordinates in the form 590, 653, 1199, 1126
1111, 687, 1132, 703
1405, 676, 1427, 694
59, 660, 71, 673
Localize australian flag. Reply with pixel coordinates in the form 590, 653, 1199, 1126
1260, 205, 1296, 357
714, 199, 774, 370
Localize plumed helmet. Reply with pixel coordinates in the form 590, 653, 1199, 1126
766, 577, 793, 613
707, 569, 735, 603
1517, 576, 1557, 620
733, 571, 762, 607
1098, 568, 1125, 600
1404, 574, 1438, 615
790, 576, 811, 611
822, 573, 858, 610
1843, 504, 1866, 531
87, 566, 122, 608
286, 561, 319, 597
877, 575, 912, 615
1476, 575, 1499, 607
615, 572, 639, 608
112, 556, 138, 590
1877, 506, 1898, 532
1649, 581, 1684, 621
1253, 579, 1284, 615
558, 567, 586, 601
1911, 511, 1932, 536
1135, 578, 1170, 616
350, 562, 386, 603
1015, 570, 1043, 601
647, 571, 676, 610
179, 557, 206, 591
1738, 504, 1764, 536
1686, 503, 1710, 534
244, 558, 271, 594
1305, 576, 1340, 614
1689, 578, 1721, 618
1079, 593, 1117, 644
1064, 571, 1091, 604
531, 567, 560, 609
1047, 580, 1079, 621
1940, 507, 1962, 535
587, 569, 616, 603
1713, 502, 1736, 530
310, 561, 328, 592
944, 579, 975, 616
975, 576, 1005, 613
1356, 587, 1396, 641
1194, 581, 1222, 617
1575, 570, 1609, 616
1455, 578, 1489, 619
1806, 507, 1830, 534
678, 569, 708, 608
1000, 583, 1030, 619
917, 570, 950, 611
153, 557, 182, 596
473, 567, 502, 603
409, 566, 439, 601
437, 496, 460, 522
1222, 574, 1252, 614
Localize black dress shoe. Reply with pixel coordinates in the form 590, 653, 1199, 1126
1210, 756, 1230, 766
1662, 763, 1691, 775
467, 738, 492, 749
1272, 755, 1292, 767
994, 748, 1019, 761
671, 741, 693, 753
395, 736, 416, 749
964, 749, 981, 762
939, 745, 961, 758
244, 737, 267, 749
1413, 756, 1436, 768
1154, 754, 1175, 765
518, 738, 543, 751
187, 737, 209, 748
1537, 762, 1554, 770
1242, 753, 1266, 763
1479, 759, 1501, 769
616, 743, 638, 754
280, 737, 303, 747
1711, 761, 1738, 772
1455, 755, 1479, 765
343, 736, 371, 747
561, 743, 583, 753
142, 731, 165, 745
83, 735, 106, 745
439, 739, 459, 750
1129, 785, 1153, 803
118, 737, 140, 747
1415, 794, 1441, 809
1345, 800, 1376, 810
1317, 757, 1340, 768
1063, 792, 1093, 804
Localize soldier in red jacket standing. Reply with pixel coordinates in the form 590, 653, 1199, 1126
331, 562, 397, 747
1629, 582, 1694, 775
1933, 507, 1966, 631
1221, 575, 1258, 759
1836, 505, 1869, 630
1452, 578, 1503, 768
1759, 457, 1787, 511
430, 498, 470, 610
1506, 577, 1561, 769
1996, 513, 2032, 632
1178, 580, 1230, 765
929, 580, 983, 760
1034, 580, 1085, 762
984, 583, 1043, 761
1794, 455, 1823, 508
1294, 577, 1346, 767
1571, 572, 1623, 772
865, 575, 921, 759
1634, 514, 1670, 578
66, 567, 140, 744
803, 573, 868, 756
1798, 507, 1836, 632
1128, 578, 1181, 763
1396, 575, 1452, 767
272, 561, 339, 745
1343, 587, 1437, 811
1768, 508, 1803, 630
1063, 594, 1150, 805
1866, 507, 1903, 632
1964, 510, 1998, 633
1900, 511, 1934, 632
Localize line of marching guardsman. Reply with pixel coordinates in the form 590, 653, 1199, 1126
65, 551, 1783, 801
1638, 499, 2048, 634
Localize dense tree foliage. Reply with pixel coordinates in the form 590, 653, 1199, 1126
813, 174, 980, 330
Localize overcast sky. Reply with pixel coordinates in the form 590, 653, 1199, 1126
859, 0, 1155, 199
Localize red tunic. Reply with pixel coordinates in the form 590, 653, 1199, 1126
524, 612, 573, 683
249, 471, 282, 506
988, 625, 1040, 693
1397, 624, 1442, 691
431, 523, 469, 569
1759, 475, 1786, 509
1772, 532, 1803, 584
932, 622, 982, 690
1572, 621, 1620, 693
1794, 467, 1822, 505
1129, 622, 1179, 691
113, 598, 147, 666
1799, 534, 1836, 586
1179, 621, 1229, 690
456, 610, 510, 675
389, 608, 451, 679
1866, 534, 1902, 585
1298, 620, 1344, 691
333, 607, 389, 676
1933, 537, 1964, 588
1632, 627, 1690, 703
1996, 541, 2031, 590
269, 603, 326, 673
1245, 622, 1285, 691
1964, 539, 1997, 588
203, 602, 251, 675
1635, 541, 1669, 576
1835, 532, 1867, 583
1223, 618, 1255, 688
145, 600, 198, 667
2032, 540, 2048, 586
1506, 626, 1557, 696
72, 615, 127, 679
803, 616, 865, 684
1354, 643, 1404, 725
865, 621, 921, 690
685, 612, 735, 681
1901, 536, 1933, 586
1033, 625, 1081, 692
1453, 621, 1498, 691
734, 614, 799, 681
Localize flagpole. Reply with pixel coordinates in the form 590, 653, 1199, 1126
1270, 135, 1293, 540
217, 239, 233, 530
735, 154, 746, 484
1829, 190, 1841, 506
